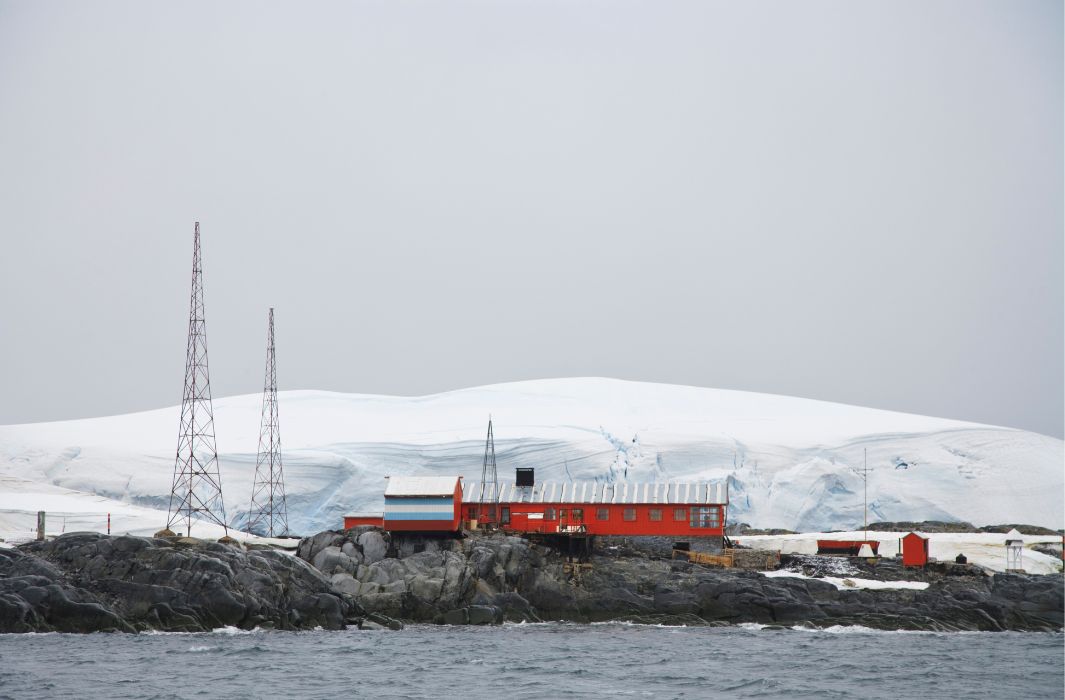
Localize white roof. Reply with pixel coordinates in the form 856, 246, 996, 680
1004, 528, 1024, 542
385, 475, 461, 497
344, 512, 383, 518
462, 480, 728, 505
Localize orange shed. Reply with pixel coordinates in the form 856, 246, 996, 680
900, 531, 929, 567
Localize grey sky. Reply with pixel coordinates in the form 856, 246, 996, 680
1, 1, 1061, 438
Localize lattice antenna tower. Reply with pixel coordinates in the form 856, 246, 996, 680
166, 222, 229, 537
479, 416, 497, 522
853, 447, 873, 539
247, 308, 289, 537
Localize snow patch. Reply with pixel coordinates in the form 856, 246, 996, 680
760, 569, 929, 590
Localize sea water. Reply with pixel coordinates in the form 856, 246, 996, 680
0, 624, 1061, 699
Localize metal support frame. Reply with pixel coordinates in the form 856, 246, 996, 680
247, 308, 289, 537
166, 222, 229, 537
478, 417, 498, 523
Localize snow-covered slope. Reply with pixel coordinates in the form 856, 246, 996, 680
0, 378, 1060, 538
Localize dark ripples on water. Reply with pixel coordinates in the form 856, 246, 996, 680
0, 624, 1062, 699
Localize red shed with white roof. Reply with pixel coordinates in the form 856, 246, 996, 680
343, 512, 384, 529
900, 531, 929, 567
382, 476, 463, 532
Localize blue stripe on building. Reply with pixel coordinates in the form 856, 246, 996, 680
383, 497, 455, 507
383, 512, 456, 521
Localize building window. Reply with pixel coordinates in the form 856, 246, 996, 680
468, 507, 478, 520
674, 508, 687, 522
572, 508, 584, 522
501, 507, 511, 525
623, 508, 636, 522
545, 507, 556, 521
560, 509, 568, 520
649, 508, 662, 521
690, 506, 720, 529
597, 508, 610, 521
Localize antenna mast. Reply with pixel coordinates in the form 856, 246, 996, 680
479, 417, 497, 523
247, 308, 289, 537
856, 447, 872, 539
166, 222, 229, 537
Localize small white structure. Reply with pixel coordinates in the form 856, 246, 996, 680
857, 543, 876, 558
1004, 528, 1024, 572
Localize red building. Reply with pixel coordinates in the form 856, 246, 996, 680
343, 512, 384, 529
816, 540, 881, 556
382, 476, 463, 532
900, 531, 929, 567
460, 480, 728, 538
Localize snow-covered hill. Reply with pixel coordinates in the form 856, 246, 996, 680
0, 378, 1061, 539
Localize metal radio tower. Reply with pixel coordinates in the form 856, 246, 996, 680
247, 308, 289, 537
166, 222, 229, 537
478, 417, 498, 522
853, 447, 873, 540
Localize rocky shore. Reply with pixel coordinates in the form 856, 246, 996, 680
0, 532, 380, 633
297, 527, 1064, 632
1, 529, 1061, 633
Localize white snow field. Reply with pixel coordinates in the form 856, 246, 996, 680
0, 378, 1061, 546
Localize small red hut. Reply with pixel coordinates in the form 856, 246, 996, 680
900, 531, 929, 567
343, 512, 384, 529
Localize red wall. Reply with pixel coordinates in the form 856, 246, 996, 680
343, 516, 384, 529
901, 533, 929, 566
462, 502, 725, 537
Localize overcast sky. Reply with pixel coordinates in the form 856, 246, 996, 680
0, 1, 1061, 438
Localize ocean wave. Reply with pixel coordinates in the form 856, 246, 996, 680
210, 625, 262, 635
790, 624, 941, 635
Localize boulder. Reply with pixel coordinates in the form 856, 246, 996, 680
467, 605, 502, 625
357, 531, 389, 564
441, 608, 469, 625
359, 619, 387, 631
330, 573, 362, 596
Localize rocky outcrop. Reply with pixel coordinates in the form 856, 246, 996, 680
3, 529, 1060, 633
0, 532, 378, 633
297, 528, 1064, 631
296, 528, 538, 624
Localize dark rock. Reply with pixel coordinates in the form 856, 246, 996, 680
284, 529, 1065, 632
978, 524, 1063, 536
359, 619, 387, 630
441, 607, 469, 625
0, 532, 364, 634
866, 520, 978, 533
489, 592, 538, 622
467, 605, 502, 625
365, 611, 404, 630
